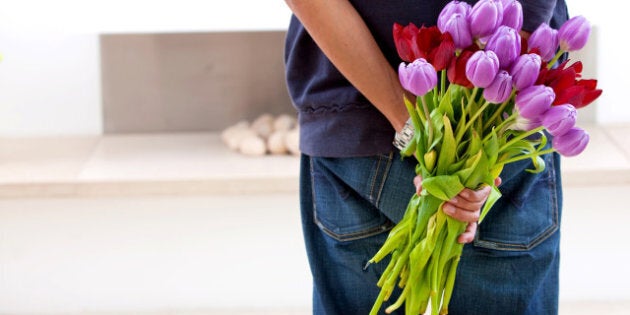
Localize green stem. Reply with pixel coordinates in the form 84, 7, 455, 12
440, 70, 447, 98
497, 148, 556, 166
498, 126, 545, 152
456, 100, 491, 144
454, 87, 479, 143
547, 50, 566, 70
483, 90, 516, 131
465, 87, 479, 116
422, 94, 434, 147
404, 95, 423, 130
482, 113, 517, 142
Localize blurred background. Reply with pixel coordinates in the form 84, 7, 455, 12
0, 0, 628, 314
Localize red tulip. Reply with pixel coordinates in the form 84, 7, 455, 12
392, 24, 456, 70
537, 60, 602, 108
393, 22, 420, 62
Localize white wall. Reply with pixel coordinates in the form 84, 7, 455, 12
0, 1, 625, 136
0, 32, 101, 136
568, 1, 626, 124
0, 0, 293, 137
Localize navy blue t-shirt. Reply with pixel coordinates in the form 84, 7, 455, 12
284, 0, 568, 157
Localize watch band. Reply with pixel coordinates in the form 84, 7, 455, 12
393, 118, 415, 151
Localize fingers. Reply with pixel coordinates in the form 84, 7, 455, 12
441, 177, 501, 244
494, 176, 502, 187
414, 175, 423, 196
442, 185, 491, 223
458, 222, 477, 244
442, 201, 480, 223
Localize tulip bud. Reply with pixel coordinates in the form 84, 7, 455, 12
483, 70, 513, 103
466, 50, 499, 88
470, 0, 504, 38
486, 26, 521, 69
399, 59, 438, 96
528, 23, 559, 62
558, 16, 591, 52
500, 0, 523, 30
510, 53, 542, 90
424, 150, 437, 172
552, 127, 589, 157
441, 13, 474, 49
438, 1, 472, 32
542, 104, 577, 136
515, 85, 554, 119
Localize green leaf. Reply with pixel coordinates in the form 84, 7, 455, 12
437, 115, 457, 175
479, 185, 502, 223
454, 98, 467, 143
421, 175, 465, 201
446, 159, 467, 174
404, 96, 424, 128
526, 155, 546, 173
438, 89, 454, 120
424, 89, 436, 111
427, 109, 445, 151
463, 149, 489, 188
467, 130, 482, 157
484, 129, 499, 167
399, 138, 417, 158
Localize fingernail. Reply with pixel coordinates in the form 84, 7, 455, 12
443, 204, 455, 214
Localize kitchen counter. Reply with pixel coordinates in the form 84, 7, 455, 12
0, 123, 628, 198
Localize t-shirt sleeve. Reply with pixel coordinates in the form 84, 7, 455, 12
520, 1, 558, 32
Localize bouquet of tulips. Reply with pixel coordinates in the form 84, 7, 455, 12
368, 1, 602, 314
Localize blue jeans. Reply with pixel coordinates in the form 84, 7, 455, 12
300, 151, 562, 315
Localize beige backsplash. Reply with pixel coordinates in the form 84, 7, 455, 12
100, 31, 295, 133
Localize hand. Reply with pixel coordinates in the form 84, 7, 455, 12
414, 176, 502, 244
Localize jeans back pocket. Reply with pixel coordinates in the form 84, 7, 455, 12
474, 154, 562, 252
309, 154, 397, 242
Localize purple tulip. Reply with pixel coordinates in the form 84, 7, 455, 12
483, 70, 513, 103
542, 104, 577, 136
500, 0, 523, 30
510, 53, 542, 90
466, 50, 500, 88
528, 23, 558, 62
438, 1, 472, 32
552, 127, 589, 157
486, 25, 521, 69
398, 59, 438, 96
441, 13, 473, 49
469, 0, 503, 38
515, 85, 555, 119
558, 16, 591, 52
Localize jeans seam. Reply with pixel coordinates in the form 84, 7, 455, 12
367, 155, 383, 204
374, 152, 394, 208
315, 219, 394, 242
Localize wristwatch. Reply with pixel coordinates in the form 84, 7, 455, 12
393, 118, 415, 151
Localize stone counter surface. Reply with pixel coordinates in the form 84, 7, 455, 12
0, 123, 628, 198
